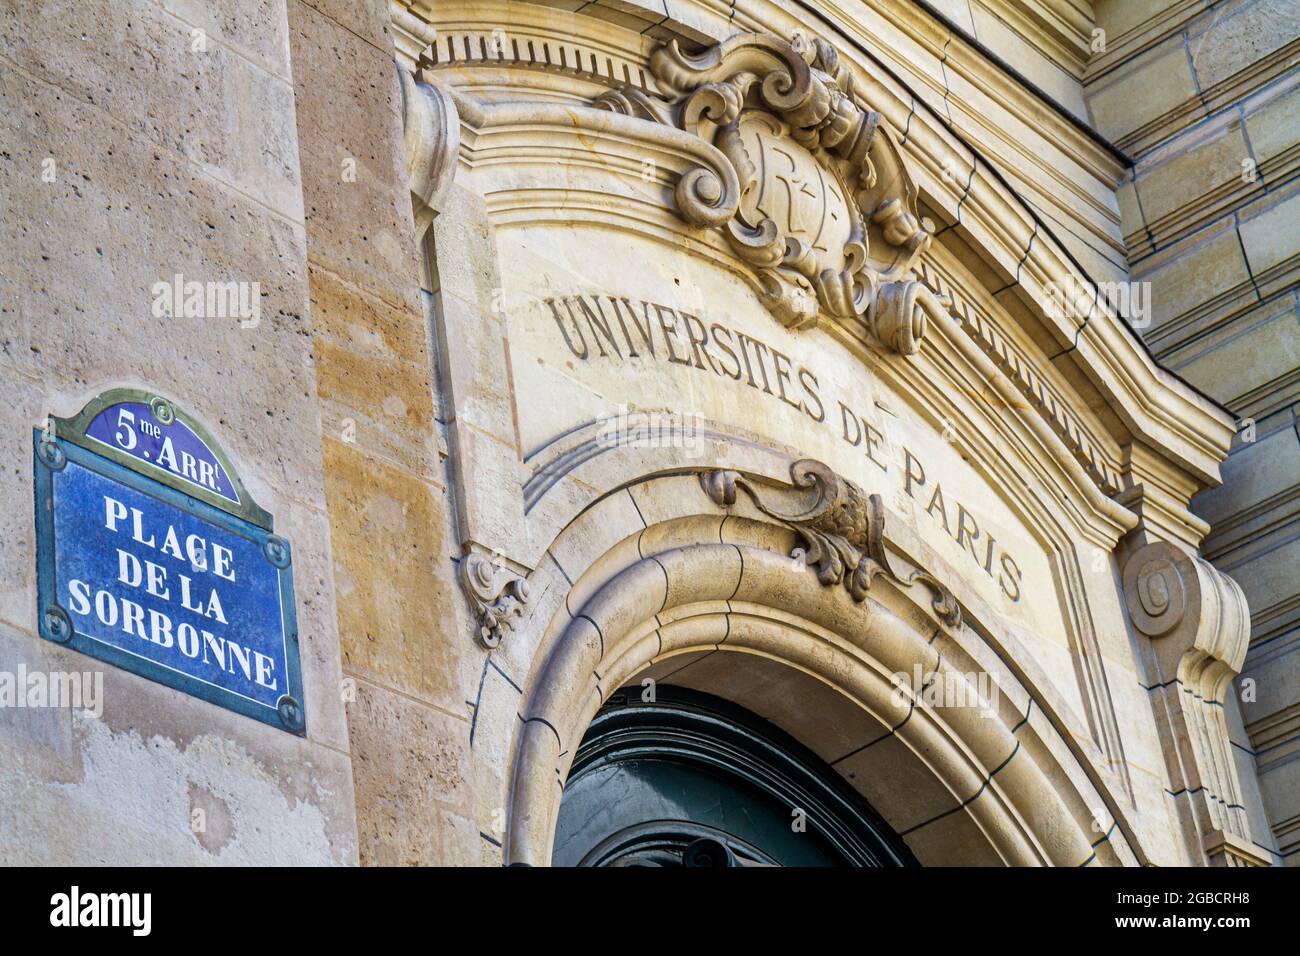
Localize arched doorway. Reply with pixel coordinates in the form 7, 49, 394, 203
500, 468, 1143, 867
552, 686, 917, 866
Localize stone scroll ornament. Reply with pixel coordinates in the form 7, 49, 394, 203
596, 31, 949, 351
460, 553, 530, 649
1123, 542, 1265, 866
399, 66, 460, 240
702, 459, 960, 627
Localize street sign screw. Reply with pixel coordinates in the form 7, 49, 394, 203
149, 396, 175, 425
277, 695, 304, 731
43, 604, 73, 643
264, 535, 291, 568
37, 439, 66, 471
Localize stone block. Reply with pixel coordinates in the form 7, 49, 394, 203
446, 421, 528, 560
322, 437, 468, 711
1088, 35, 1200, 141
1197, 421, 1300, 528
1, 650, 358, 865
161, 0, 293, 78
1136, 217, 1253, 324
547, 488, 645, 592
436, 289, 517, 446
294, 0, 393, 54
345, 678, 473, 865
1238, 182, 1300, 275
1172, 300, 1300, 406
430, 183, 507, 318
308, 262, 432, 364
1, 0, 303, 219
290, 0, 422, 311
314, 336, 440, 479
1187, 0, 1300, 91
1134, 118, 1250, 228
1243, 76, 1300, 164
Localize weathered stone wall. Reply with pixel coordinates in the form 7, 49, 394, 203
286, 0, 480, 865
0, 0, 357, 863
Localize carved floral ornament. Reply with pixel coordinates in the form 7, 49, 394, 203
596, 31, 950, 352
463, 458, 958, 650
702, 459, 961, 627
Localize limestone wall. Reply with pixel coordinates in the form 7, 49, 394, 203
287, 0, 482, 867
0, 0, 357, 863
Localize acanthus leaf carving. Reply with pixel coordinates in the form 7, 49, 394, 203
701, 458, 960, 627
595, 31, 943, 352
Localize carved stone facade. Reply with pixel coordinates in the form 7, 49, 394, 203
1, 0, 1293, 871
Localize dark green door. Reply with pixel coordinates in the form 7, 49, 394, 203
552, 686, 917, 867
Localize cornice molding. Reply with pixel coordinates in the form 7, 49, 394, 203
917, 255, 1124, 496
890, 90, 1236, 492
1084, 0, 1208, 84
396, 0, 1125, 180
396, 7, 660, 99
839, 0, 1125, 177
975, 0, 1096, 78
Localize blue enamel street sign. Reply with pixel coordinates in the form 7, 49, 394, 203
34, 391, 304, 734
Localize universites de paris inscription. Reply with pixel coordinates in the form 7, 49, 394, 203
544, 292, 1024, 603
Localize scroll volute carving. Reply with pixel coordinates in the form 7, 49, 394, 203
1123, 541, 1264, 866
459, 552, 530, 649
1123, 542, 1249, 701
400, 66, 461, 240
596, 32, 946, 352
702, 459, 960, 627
